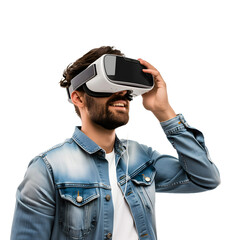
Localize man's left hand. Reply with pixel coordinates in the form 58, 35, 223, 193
138, 58, 176, 122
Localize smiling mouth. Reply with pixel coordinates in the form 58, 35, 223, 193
109, 99, 128, 107
110, 103, 126, 107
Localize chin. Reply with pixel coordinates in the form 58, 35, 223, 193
101, 118, 129, 130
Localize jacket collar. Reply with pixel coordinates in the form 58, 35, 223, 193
72, 127, 126, 155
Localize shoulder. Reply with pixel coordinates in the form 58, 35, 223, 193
25, 138, 78, 182
35, 138, 81, 166
34, 137, 96, 184
39, 138, 75, 158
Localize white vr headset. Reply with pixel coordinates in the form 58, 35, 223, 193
67, 54, 154, 103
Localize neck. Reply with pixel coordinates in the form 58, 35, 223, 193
81, 120, 116, 154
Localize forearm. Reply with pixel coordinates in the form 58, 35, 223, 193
160, 114, 220, 190
152, 105, 176, 122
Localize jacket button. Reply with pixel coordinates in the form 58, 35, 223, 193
76, 195, 83, 203
106, 232, 112, 239
105, 194, 111, 201
145, 176, 151, 182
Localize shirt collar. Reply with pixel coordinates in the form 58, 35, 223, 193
72, 126, 126, 155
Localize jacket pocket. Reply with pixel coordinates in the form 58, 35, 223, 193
131, 165, 156, 212
57, 184, 100, 239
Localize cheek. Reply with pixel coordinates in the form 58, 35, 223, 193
84, 95, 110, 114
88, 101, 107, 117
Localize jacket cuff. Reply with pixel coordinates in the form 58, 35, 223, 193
160, 114, 190, 135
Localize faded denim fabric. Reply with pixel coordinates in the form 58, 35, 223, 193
11, 114, 220, 240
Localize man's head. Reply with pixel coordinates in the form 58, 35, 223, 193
60, 46, 130, 130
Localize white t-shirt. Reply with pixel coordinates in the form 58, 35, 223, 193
105, 150, 138, 240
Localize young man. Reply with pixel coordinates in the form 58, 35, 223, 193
11, 46, 220, 240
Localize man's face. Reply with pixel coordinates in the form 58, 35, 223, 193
84, 91, 130, 130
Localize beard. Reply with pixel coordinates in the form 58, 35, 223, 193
84, 94, 129, 130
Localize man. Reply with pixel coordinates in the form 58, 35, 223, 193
11, 46, 220, 240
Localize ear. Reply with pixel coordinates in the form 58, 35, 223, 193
71, 91, 85, 108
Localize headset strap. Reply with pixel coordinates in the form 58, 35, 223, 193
67, 64, 97, 102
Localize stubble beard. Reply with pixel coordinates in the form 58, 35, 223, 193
84, 94, 129, 130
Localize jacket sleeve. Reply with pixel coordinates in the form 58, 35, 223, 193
153, 114, 220, 193
11, 156, 55, 240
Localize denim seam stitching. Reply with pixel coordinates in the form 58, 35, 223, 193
40, 139, 73, 156
181, 153, 188, 172
56, 183, 111, 190
165, 125, 186, 135
41, 155, 54, 177
129, 147, 154, 181
129, 160, 153, 180
157, 179, 190, 188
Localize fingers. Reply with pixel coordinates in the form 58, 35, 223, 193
138, 58, 164, 84
138, 58, 160, 77
142, 68, 159, 78
138, 58, 157, 71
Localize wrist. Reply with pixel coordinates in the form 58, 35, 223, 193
152, 106, 176, 122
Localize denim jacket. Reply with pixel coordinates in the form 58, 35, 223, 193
11, 114, 220, 240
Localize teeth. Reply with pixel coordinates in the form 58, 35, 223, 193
112, 103, 125, 107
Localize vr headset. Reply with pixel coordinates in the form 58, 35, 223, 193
67, 54, 154, 103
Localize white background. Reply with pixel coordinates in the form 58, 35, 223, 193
1, 0, 239, 239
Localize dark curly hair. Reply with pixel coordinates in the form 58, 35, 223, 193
60, 46, 124, 118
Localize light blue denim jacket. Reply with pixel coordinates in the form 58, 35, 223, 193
11, 114, 220, 240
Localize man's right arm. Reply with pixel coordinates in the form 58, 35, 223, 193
11, 156, 55, 240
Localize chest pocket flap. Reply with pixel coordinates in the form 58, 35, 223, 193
58, 185, 100, 207
131, 165, 156, 186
